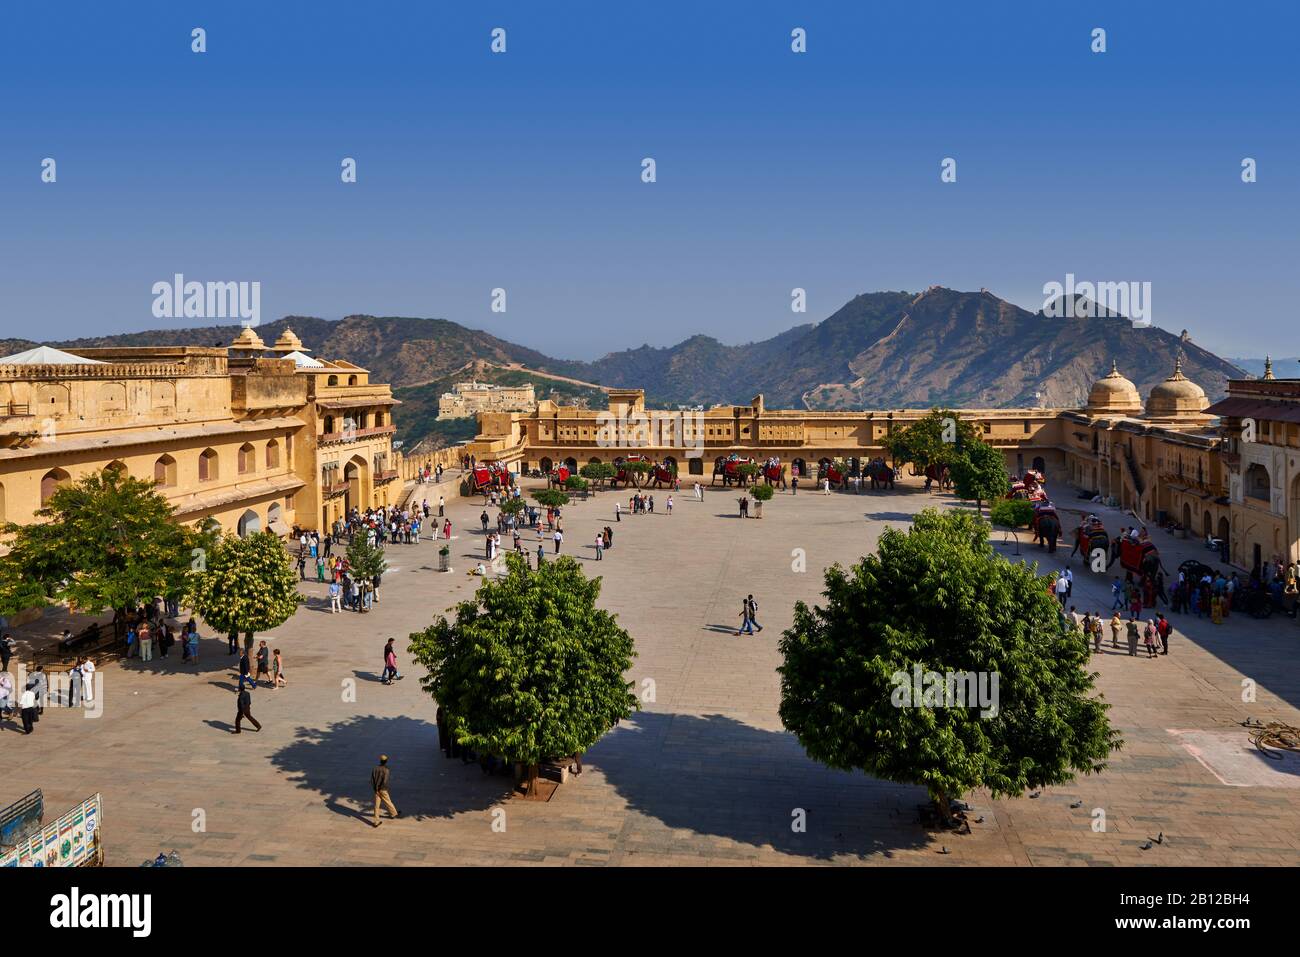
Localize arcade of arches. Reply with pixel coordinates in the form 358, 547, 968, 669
468, 366, 1300, 573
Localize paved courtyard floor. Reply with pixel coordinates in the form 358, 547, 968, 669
5, 477, 1300, 866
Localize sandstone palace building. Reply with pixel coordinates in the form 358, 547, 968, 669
466, 359, 1300, 575
3, 327, 1299, 577
438, 379, 536, 419
0, 328, 400, 538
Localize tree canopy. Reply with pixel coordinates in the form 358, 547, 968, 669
778, 508, 1120, 822
346, 536, 388, 583
531, 488, 568, 509
0, 467, 211, 618
187, 530, 300, 641
989, 498, 1035, 528
407, 553, 638, 792
950, 437, 1010, 511
579, 462, 615, 486
886, 409, 978, 471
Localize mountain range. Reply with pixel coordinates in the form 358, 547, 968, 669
0, 287, 1248, 448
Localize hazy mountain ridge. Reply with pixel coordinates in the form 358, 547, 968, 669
2, 289, 1248, 449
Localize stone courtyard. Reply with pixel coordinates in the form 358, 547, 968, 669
5, 475, 1300, 866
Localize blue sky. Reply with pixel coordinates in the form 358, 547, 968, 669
1, 1, 1294, 360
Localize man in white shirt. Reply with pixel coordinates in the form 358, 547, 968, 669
553, 529, 564, 554
81, 658, 96, 703
19, 685, 37, 734
1054, 574, 1069, 606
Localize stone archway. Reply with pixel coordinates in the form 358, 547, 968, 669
1182, 502, 1192, 532
792, 457, 806, 477
237, 509, 262, 537
1289, 474, 1300, 562
539, 457, 553, 474
344, 454, 368, 515
564, 457, 578, 473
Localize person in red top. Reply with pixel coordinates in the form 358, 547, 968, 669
1155, 613, 1172, 655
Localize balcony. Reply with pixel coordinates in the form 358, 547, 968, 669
319, 424, 397, 445
322, 480, 351, 498
375, 469, 399, 483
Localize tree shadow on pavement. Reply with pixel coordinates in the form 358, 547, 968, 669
270, 714, 512, 825
593, 711, 933, 861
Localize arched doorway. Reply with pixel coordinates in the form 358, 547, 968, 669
1182, 502, 1192, 532
267, 502, 283, 529
663, 455, 677, 472
792, 457, 806, 477
564, 457, 578, 473
237, 509, 262, 537
344, 455, 367, 515
1203, 511, 1212, 538
539, 457, 553, 474
1032, 455, 1046, 474
1218, 516, 1229, 544
587, 457, 602, 465
1245, 463, 1270, 503
40, 468, 70, 505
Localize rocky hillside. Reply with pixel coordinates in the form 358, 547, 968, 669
1, 315, 559, 393
566, 287, 1245, 409
2, 290, 1247, 449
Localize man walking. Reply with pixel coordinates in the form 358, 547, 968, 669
371, 755, 400, 827
736, 594, 763, 635
553, 528, 563, 554
19, 683, 37, 735
234, 673, 261, 733
255, 641, 271, 685
381, 638, 401, 684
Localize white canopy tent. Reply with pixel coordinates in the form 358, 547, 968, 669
0, 345, 105, 365
282, 350, 324, 368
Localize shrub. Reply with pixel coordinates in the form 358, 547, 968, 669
990, 498, 1034, 528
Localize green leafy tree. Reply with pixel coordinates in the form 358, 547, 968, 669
498, 497, 526, 519
408, 554, 639, 795
0, 467, 210, 622
532, 488, 568, 509
188, 531, 301, 651
989, 498, 1035, 528
564, 475, 589, 492
886, 409, 978, 473
346, 536, 388, 589
579, 462, 615, 488
734, 462, 761, 486
950, 438, 1011, 513
778, 508, 1121, 824
749, 483, 775, 502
